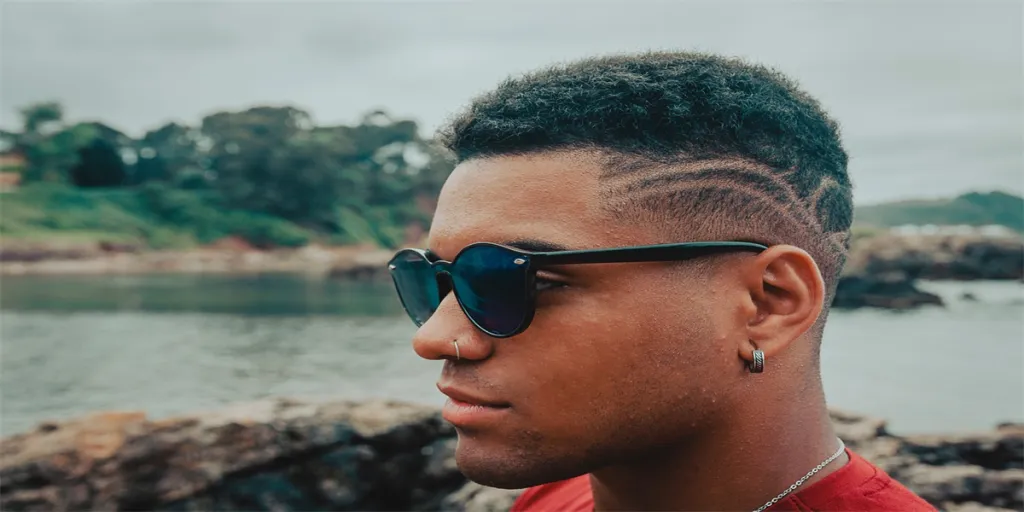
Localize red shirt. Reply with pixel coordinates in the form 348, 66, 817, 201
511, 449, 935, 511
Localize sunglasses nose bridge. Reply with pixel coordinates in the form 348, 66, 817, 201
433, 261, 453, 282
434, 268, 454, 300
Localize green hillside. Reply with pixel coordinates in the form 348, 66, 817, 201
0, 183, 315, 249
0, 102, 452, 250
854, 191, 1024, 232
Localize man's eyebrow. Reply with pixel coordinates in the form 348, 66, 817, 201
425, 239, 573, 259
503, 239, 572, 253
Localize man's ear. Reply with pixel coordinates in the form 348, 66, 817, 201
736, 245, 825, 364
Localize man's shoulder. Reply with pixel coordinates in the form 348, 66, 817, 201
508, 450, 936, 512
787, 449, 936, 511
510, 475, 593, 512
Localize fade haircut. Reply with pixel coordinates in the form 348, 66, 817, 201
438, 51, 852, 302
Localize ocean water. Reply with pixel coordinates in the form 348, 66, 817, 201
1, 274, 1021, 436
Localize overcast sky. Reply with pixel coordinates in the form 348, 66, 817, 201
2, 1, 1021, 204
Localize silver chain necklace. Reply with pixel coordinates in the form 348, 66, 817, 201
751, 438, 846, 512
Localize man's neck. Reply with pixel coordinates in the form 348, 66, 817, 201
589, 387, 848, 511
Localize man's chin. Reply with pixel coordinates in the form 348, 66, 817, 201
454, 436, 584, 490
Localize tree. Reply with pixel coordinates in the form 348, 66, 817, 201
11, 104, 135, 185
135, 122, 203, 185
70, 138, 126, 187
202, 106, 314, 216
67, 122, 133, 187
20, 102, 63, 134
195, 105, 455, 246
20, 123, 98, 183
6, 99, 460, 249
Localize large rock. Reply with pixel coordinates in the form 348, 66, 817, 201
0, 400, 480, 511
1, 400, 1020, 511
832, 272, 944, 310
846, 234, 1024, 281
830, 232, 1024, 310
899, 425, 1024, 470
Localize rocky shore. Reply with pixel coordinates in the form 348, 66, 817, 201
1, 399, 1020, 511
832, 233, 1022, 310
845, 233, 1024, 281
832, 273, 945, 310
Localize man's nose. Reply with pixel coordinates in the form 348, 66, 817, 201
411, 293, 493, 362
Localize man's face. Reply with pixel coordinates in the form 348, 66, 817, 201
414, 151, 754, 488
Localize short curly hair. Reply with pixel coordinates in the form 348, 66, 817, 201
439, 51, 852, 297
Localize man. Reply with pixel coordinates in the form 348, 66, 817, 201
389, 52, 934, 511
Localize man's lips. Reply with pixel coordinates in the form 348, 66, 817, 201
436, 383, 510, 408
437, 382, 511, 427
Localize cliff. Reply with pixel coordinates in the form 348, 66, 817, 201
1, 399, 1020, 511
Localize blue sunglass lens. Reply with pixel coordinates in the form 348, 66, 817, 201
389, 251, 441, 326
451, 245, 531, 336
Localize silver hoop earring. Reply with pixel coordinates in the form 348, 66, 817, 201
452, 340, 461, 360
749, 349, 765, 373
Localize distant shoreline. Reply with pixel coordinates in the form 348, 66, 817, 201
0, 240, 393, 278
2, 234, 1021, 308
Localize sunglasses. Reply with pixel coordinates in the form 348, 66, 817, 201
387, 240, 768, 338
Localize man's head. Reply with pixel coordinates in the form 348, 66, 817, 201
412, 52, 851, 488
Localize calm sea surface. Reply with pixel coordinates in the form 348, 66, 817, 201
1, 274, 1021, 436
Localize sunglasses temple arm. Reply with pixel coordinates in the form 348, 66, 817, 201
530, 243, 767, 265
